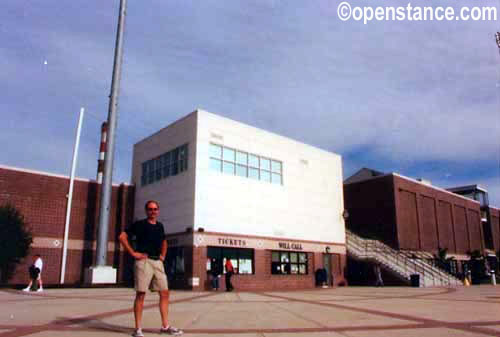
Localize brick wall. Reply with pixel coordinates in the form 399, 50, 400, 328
490, 207, 500, 252
345, 173, 485, 256
191, 247, 346, 291
394, 175, 483, 254
343, 175, 398, 247
0, 166, 134, 286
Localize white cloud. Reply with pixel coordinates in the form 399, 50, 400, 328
0, 0, 498, 190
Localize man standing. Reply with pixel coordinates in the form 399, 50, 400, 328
225, 258, 234, 291
209, 258, 221, 290
119, 200, 183, 337
23, 254, 43, 292
374, 262, 384, 287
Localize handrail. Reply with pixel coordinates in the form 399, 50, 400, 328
346, 230, 461, 286
349, 233, 454, 283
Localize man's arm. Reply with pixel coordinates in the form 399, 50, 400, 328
159, 239, 167, 262
118, 232, 147, 260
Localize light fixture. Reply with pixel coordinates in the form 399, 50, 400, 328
342, 209, 349, 220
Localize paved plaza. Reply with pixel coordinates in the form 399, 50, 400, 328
1, 285, 499, 337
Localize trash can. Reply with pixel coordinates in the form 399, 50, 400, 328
410, 274, 420, 287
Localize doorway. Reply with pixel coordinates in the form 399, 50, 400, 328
323, 254, 332, 286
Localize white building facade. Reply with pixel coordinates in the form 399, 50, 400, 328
131, 110, 346, 290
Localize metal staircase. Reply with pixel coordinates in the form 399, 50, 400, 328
346, 230, 462, 287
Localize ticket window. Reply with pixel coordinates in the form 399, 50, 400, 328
207, 247, 254, 274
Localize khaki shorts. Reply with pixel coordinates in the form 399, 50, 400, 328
134, 258, 169, 292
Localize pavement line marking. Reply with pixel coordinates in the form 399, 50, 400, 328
267, 301, 329, 328
257, 291, 500, 337
0, 292, 218, 337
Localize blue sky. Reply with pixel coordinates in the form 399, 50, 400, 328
1, 0, 499, 206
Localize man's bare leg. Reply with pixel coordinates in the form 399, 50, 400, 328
23, 281, 32, 291
134, 292, 146, 329
159, 290, 169, 328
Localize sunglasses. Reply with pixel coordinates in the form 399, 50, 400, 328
147, 208, 159, 211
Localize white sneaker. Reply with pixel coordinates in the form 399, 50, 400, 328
36, 288, 43, 292
132, 329, 144, 337
160, 326, 183, 335
22, 287, 30, 292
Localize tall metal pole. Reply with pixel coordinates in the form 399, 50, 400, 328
96, 0, 127, 266
60, 107, 85, 283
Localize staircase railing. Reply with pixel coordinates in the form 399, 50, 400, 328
346, 230, 461, 287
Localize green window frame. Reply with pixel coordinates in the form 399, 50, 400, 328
271, 251, 308, 275
141, 143, 189, 186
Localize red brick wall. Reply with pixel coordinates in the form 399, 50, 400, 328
490, 207, 500, 252
190, 247, 346, 291
453, 205, 469, 253
0, 167, 134, 286
393, 175, 482, 255
345, 174, 484, 256
420, 195, 438, 251
343, 175, 398, 247
467, 209, 482, 252
398, 190, 420, 249
437, 200, 456, 251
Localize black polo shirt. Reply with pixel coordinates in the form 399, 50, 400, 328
125, 219, 166, 257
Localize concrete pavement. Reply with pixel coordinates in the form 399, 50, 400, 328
1, 285, 499, 337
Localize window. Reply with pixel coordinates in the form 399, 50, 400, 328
271, 173, 282, 185
260, 158, 271, 171
223, 147, 235, 162
155, 156, 162, 181
271, 160, 282, 173
162, 152, 171, 178
209, 143, 283, 185
249, 167, 259, 180
210, 143, 222, 159
223, 161, 235, 175
271, 251, 308, 275
165, 246, 184, 278
249, 154, 259, 168
179, 145, 188, 172
141, 144, 188, 186
210, 158, 222, 171
236, 151, 247, 165
207, 247, 254, 275
236, 164, 247, 177
260, 170, 271, 182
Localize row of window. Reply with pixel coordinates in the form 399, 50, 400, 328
209, 143, 283, 185
204, 247, 308, 275
165, 247, 310, 276
141, 144, 188, 186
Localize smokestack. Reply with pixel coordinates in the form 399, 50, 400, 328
97, 122, 107, 184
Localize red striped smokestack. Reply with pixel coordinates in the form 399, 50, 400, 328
97, 122, 107, 184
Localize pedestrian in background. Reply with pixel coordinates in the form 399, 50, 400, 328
210, 258, 221, 290
374, 262, 384, 287
23, 254, 43, 292
225, 258, 234, 291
